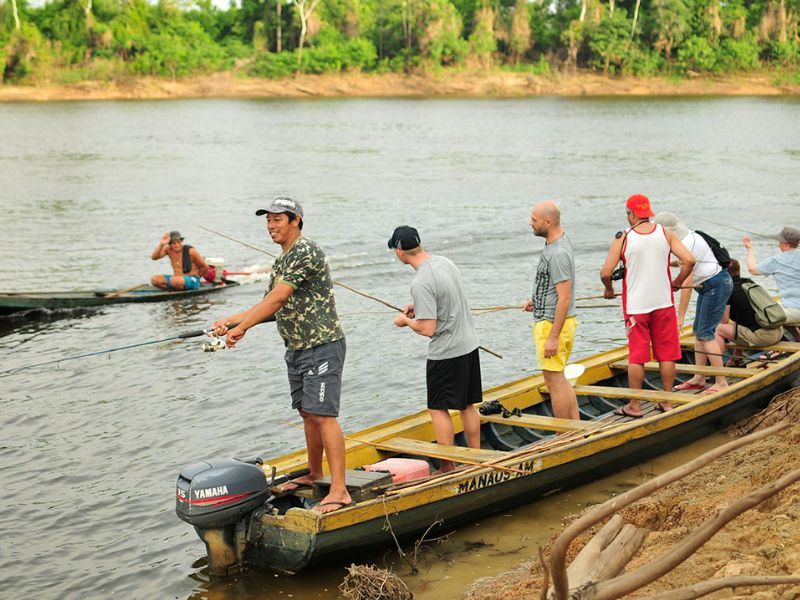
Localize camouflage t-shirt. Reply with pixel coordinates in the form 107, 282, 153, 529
268, 237, 344, 350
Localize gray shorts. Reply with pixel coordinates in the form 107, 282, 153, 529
285, 338, 346, 417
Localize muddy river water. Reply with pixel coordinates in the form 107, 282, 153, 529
0, 97, 797, 599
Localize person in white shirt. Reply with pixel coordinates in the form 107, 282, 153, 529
654, 212, 733, 395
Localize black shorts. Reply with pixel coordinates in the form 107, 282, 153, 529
426, 347, 482, 410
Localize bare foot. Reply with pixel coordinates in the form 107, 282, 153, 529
312, 491, 353, 514
702, 383, 729, 395
275, 475, 317, 493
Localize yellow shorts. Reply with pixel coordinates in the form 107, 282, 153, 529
533, 317, 577, 372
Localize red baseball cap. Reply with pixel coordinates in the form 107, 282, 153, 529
626, 194, 654, 218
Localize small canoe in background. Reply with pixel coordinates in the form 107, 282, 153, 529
0, 279, 239, 316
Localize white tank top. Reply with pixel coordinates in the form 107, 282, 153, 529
621, 223, 674, 315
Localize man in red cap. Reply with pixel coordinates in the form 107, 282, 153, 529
600, 195, 695, 417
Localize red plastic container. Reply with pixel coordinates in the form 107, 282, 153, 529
363, 458, 430, 482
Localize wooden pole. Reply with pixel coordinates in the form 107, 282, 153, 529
103, 283, 148, 298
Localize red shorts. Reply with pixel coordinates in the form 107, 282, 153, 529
625, 306, 682, 364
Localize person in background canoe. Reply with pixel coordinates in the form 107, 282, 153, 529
211, 197, 351, 514
521, 201, 579, 421
389, 225, 482, 473
150, 230, 210, 290
600, 195, 695, 416
715, 259, 784, 363
653, 212, 733, 395
743, 226, 800, 334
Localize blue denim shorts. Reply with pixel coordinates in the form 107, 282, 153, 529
693, 270, 733, 341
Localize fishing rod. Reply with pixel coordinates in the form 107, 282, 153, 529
1, 327, 222, 376
695, 217, 774, 240
471, 287, 700, 314
0, 321, 259, 377
201, 226, 504, 359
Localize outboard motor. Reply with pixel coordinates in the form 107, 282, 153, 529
176, 458, 272, 575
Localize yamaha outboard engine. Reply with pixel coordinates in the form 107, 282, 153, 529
176, 458, 272, 575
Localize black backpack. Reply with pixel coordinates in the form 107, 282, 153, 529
695, 230, 731, 269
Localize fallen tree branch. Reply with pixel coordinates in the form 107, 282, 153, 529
548, 422, 790, 600
642, 575, 800, 600
592, 466, 800, 599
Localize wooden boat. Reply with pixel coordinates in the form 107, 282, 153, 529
175, 334, 800, 576
0, 280, 238, 316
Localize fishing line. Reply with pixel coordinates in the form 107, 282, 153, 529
0, 328, 213, 376
201, 226, 504, 359
0, 320, 253, 377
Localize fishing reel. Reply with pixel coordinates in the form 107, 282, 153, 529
202, 337, 226, 353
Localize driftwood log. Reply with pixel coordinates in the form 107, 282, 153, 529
544, 421, 800, 600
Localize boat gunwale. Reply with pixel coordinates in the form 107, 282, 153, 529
263, 343, 800, 535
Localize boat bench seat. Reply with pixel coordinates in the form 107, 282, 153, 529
571, 385, 697, 405
610, 361, 755, 378
373, 437, 507, 463
680, 339, 800, 353
479, 413, 591, 432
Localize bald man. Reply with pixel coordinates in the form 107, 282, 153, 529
522, 201, 579, 420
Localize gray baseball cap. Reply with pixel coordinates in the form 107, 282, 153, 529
255, 196, 304, 218
776, 226, 800, 245
169, 231, 183, 242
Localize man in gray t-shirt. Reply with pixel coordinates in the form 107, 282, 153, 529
522, 201, 579, 421
389, 225, 482, 472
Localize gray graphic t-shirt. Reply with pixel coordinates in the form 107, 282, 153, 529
411, 255, 479, 360
532, 235, 576, 323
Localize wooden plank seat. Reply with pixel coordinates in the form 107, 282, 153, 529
571, 385, 697, 405
610, 361, 755, 378
680, 339, 800, 353
479, 413, 591, 432
373, 437, 507, 463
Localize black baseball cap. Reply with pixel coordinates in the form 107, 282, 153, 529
388, 226, 421, 251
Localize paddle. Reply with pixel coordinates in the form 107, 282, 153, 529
97, 283, 148, 298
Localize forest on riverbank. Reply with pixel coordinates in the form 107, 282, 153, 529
1, 0, 799, 88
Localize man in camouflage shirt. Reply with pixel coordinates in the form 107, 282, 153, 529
212, 196, 350, 514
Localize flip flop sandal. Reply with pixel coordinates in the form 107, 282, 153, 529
672, 381, 706, 391
614, 406, 643, 418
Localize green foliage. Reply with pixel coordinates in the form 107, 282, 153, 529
2, 0, 799, 83
649, 0, 691, 59
765, 40, 800, 66
531, 54, 551, 75
677, 35, 718, 72
628, 46, 665, 76
249, 37, 376, 77
3, 22, 51, 82
584, 11, 631, 74
717, 32, 760, 71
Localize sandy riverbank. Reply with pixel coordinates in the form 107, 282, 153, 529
0, 70, 798, 102
464, 388, 800, 600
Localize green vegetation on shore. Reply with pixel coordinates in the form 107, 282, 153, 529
1, 0, 798, 85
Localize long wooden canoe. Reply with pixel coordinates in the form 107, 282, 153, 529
0, 280, 238, 316
178, 333, 800, 575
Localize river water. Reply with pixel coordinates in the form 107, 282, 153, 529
0, 97, 798, 599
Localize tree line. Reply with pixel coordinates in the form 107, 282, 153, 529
1, 0, 798, 84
